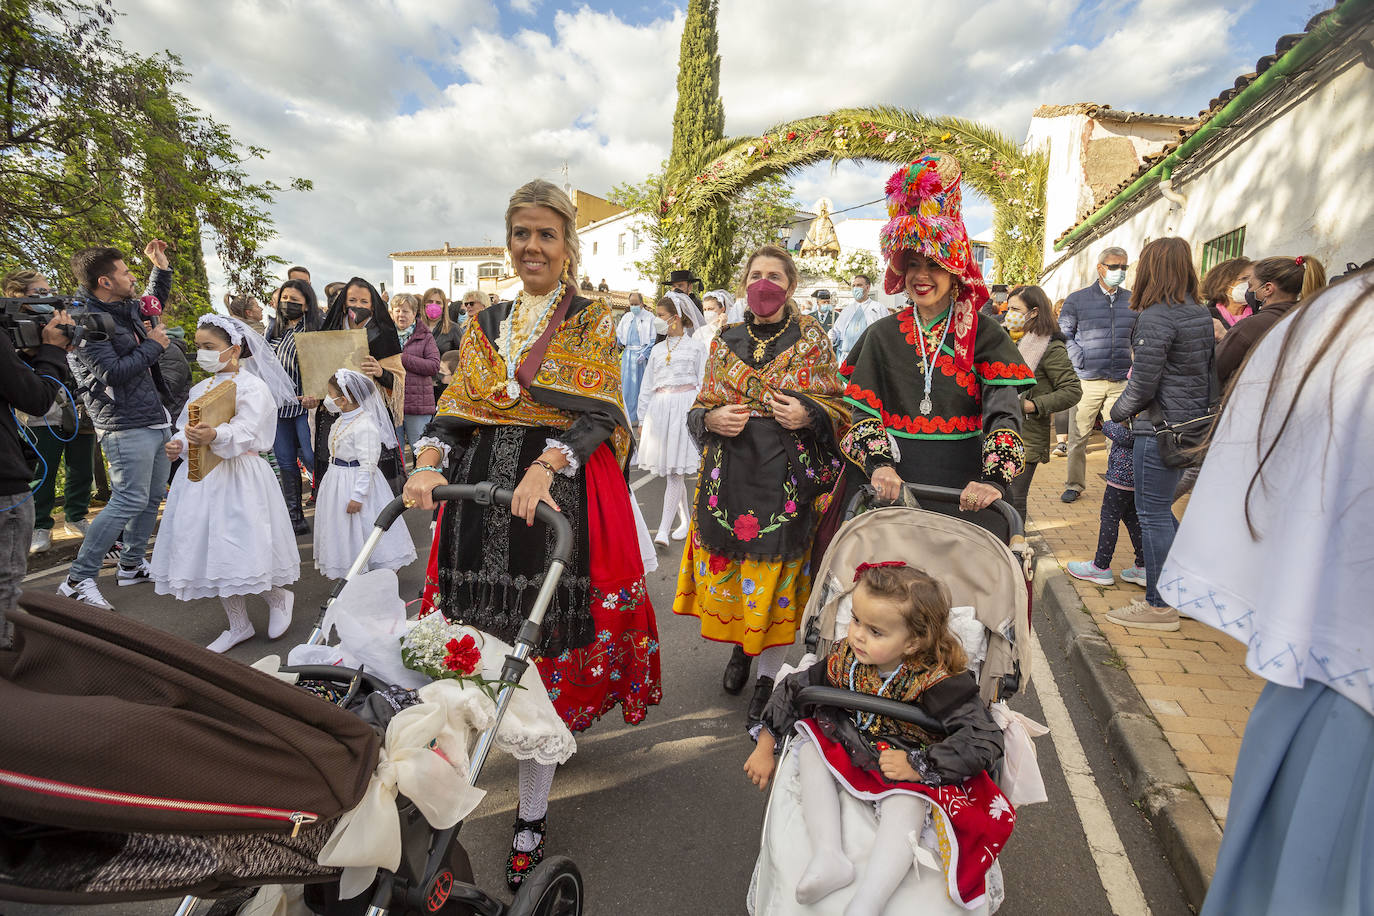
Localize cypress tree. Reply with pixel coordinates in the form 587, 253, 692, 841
668, 0, 733, 290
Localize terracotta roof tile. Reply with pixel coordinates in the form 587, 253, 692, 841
389, 246, 505, 259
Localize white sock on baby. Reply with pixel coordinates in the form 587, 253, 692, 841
843, 794, 929, 916
796, 741, 855, 904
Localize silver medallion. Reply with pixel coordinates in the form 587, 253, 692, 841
920, 396, 933, 416
506, 379, 521, 399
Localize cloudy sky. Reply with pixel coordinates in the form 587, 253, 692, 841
109, 0, 1317, 294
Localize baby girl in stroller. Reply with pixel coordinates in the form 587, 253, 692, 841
744, 562, 1012, 915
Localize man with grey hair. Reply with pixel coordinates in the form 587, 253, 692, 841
1057, 245, 1133, 504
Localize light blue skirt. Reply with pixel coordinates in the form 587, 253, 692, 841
1202, 680, 1374, 916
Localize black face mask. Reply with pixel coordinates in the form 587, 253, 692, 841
349, 307, 372, 326
280, 303, 305, 320
1244, 289, 1262, 311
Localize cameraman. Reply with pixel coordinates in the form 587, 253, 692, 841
1, 310, 73, 646
61, 241, 174, 610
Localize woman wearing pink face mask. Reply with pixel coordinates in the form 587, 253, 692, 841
832, 154, 1034, 544
674, 244, 849, 726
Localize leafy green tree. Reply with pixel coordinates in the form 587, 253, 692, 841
729, 175, 797, 269
0, 0, 310, 329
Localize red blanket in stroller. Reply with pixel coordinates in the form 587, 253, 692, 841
798, 719, 1015, 909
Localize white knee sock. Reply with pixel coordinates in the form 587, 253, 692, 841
676, 477, 692, 530
658, 474, 685, 539
515, 759, 557, 852
844, 794, 929, 916
208, 595, 254, 653
756, 643, 790, 681
796, 741, 855, 904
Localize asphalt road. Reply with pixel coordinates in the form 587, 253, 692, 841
10, 473, 1192, 916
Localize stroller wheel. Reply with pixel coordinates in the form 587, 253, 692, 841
506, 855, 583, 916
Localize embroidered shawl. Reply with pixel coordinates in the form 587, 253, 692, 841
693, 314, 849, 560
825, 639, 952, 748
436, 293, 633, 465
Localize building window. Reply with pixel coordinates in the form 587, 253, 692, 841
633, 232, 640, 251
430, 264, 439, 281
453, 267, 464, 284
478, 262, 502, 280
1202, 227, 1246, 273
403, 266, 415, 285
592, 241, 599, 255
618, 233, 626, 256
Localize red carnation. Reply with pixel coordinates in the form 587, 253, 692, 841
733, 513, 761, 542
443, 633, 482, 675
708, 553, 731, 575
787, 131, 797, 140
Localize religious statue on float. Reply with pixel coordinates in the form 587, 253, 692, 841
799, 198, 842, 258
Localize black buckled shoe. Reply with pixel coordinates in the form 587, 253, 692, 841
723, 645, 751, 695
747, 676, 775, 726
506, 815, 546, 892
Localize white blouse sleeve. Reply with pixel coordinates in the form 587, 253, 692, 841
171, 380, 204, 451
636, 347, 658, 422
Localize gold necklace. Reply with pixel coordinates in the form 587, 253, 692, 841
745, 313, 793, 361
665, 332, 682, 364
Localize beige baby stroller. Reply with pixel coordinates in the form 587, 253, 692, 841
747, 484, 1035, 915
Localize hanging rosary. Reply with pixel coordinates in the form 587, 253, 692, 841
914, 313, 952, 416
746, 313, 793, 362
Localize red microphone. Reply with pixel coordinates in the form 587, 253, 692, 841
140, 294, 163, 317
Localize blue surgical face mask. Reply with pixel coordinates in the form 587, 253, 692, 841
1103, 268, 1127, 289
630, 304, 642, 315
852, 286, 866, 300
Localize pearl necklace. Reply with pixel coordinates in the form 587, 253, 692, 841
501, 282, 564, 399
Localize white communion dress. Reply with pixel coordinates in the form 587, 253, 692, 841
314, 406, 417, 579
151, 370, 301, 600
635, 333, 708, 477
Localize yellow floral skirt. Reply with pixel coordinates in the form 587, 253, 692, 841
673, 524, 815, 656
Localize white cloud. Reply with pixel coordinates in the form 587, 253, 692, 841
104, 0, 1271, 297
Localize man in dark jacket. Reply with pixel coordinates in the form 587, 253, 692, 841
60, 241, 175, 610
1058, 246, 1133, 503
1, 310, 72, 645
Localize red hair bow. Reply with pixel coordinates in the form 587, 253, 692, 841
853, 560, 907, 582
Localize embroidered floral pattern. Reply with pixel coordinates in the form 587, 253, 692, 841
841, 416, 895, 470
981, 428, 1026, 485
846, 383, 983, 436
976, 360, 1036, 383
701, 441, 801, 539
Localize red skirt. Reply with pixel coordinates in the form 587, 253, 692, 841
796, 718, 1015, 909
420, 444, 661, 733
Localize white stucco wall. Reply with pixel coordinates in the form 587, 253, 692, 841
389, 254, 505, 299
578, 211, 655, 297
1026, 112, 1094, 263
1040, 36, 1374, 301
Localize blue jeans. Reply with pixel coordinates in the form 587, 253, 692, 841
70, 426, 172, 581
1132, 433, 1182, 607
273, 413, 315, 482
402, 414, 433, 453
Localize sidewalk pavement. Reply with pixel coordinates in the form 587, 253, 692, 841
1026, 433, 1262, 909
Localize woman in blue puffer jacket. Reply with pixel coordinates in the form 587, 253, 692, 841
1105, 237, 1215, 632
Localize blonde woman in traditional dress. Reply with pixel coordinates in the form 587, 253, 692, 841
674, 245, 849, 728
403, 179, 660, 891
152, 315, 301, 652
635, 291, 708, 546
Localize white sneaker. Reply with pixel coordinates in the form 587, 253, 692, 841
654, 530, 671, 548
206, 625, 255, 653
58, 577, 113, 610
29, 528, 52, 554
64, 519, 91, 538
117, 560, 154, 587
266, 589, 294, 640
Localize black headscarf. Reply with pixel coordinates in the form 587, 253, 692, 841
321, 276, 401, 359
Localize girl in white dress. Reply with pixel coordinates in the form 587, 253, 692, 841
636, 293, 709, 546
153, 315, 302, 653
314, 369, 417, 579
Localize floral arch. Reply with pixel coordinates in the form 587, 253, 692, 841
661, 107, 1047, 285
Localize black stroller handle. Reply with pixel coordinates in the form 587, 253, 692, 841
852, 483, 1023, 541
796, 685, 948, 738
374, 482, 575, 566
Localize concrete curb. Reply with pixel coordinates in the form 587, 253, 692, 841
1029, 534, 1221, 912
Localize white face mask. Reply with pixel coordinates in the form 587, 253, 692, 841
1230, 281, 1249, 304
1102, 268, 1127, 289
652, 316, 670, 335
196, 348, 227, 372
323, 395, 343, 414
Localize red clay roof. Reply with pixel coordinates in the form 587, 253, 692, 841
389, 246, 505, 259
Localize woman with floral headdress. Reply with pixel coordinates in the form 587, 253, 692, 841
834, 154, 1034, 540
674, 245, 849, 728
403, 179, 660, 891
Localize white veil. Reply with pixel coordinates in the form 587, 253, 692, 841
665, 290, 707, 336
707, 289, 742, 324
197, 314, 299, 409
333, 368, 399, 450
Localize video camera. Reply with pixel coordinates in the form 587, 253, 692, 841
0, 296, 116, 349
